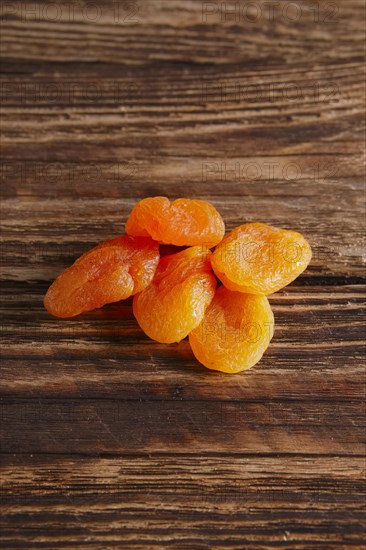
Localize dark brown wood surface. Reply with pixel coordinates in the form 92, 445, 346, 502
1, 1, 365, 548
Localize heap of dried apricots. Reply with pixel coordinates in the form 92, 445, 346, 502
44, 197, 312, 374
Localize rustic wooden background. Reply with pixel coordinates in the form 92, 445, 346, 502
1, 0, 365, 548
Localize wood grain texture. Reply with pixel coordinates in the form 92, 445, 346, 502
1, 455, 365, 549
1, 0, 365, 548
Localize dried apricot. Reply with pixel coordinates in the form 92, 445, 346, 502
211, 222, 312, 295
133, 246, 216, 343
189, 286, 274, 373
44, 236, 159, 318
126, 197, 225, 247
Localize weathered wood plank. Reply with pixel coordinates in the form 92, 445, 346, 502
1, 192, 365, 278
1, 395, 364, 454
1, 66, 364, 153
1, 455, 365, 548
1, 0, 364, 65
1, 283, 365, 400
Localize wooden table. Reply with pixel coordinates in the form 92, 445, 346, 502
1, 1, 365, 548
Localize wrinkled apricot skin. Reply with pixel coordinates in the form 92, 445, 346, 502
133, 246, 216, 344
126, 197, 225, 247
189, 286, 274, 374
44, 236, 159, 318
211, 223, 312, 295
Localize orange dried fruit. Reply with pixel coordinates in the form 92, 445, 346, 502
211, 222, 312, 295
133, 246, 216, 344
189, 286, 274, 374
126, 197, 225, 247
44, 236, 159, 318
